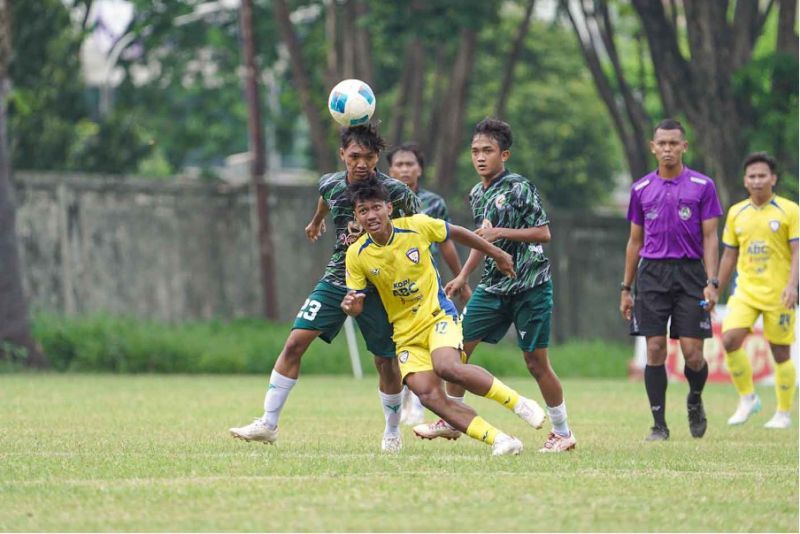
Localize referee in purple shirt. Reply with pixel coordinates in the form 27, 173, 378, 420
619, 119, 723, 442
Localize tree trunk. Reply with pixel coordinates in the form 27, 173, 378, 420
0, 0, 46, 367
408, 39, 425, 143
495, 0, 536, 119
631, 0, 774, 205
274, 0, 335, 172
424, 47, 448, 156
389, 40, 414, 146
433, 29, 477, 192
353, 1, 373, 84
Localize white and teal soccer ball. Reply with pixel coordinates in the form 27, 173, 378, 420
328, 79, 376, 127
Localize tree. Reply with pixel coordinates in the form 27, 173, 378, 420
0, 0, 45, 366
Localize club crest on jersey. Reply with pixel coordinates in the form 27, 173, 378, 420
406, 247, 420, 264
678, 206, 692, 220
494, 194, 507, 209
769, 220, 780, 232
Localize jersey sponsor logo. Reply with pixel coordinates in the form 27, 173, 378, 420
678, 206, 692, 220
634, 179, 651, 191
747, 240, 767, 255
344, 220, 364, 245
406, 247, 420, 264
689, 176, 707, 185
769, 220, 780, 232
398, 350, 410, 364
392, 279, 419, 297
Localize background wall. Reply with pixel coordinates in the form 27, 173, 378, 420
14, 172, 631, 343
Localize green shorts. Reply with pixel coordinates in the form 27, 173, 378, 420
462, 281, 553, 351
292, 280, 395, 357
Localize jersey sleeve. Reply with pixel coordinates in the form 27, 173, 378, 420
700, 179, 724, 220
789, 202, 799, 242
411, 214, 448, 244
389, 182, 421, 217
512, 181, 548, 227
721, 208, 738, 248
345, 246, 367, 291
627, 186, 644, 225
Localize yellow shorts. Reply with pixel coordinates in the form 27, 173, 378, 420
396, 315, 465, 381
722, 295, 796, 345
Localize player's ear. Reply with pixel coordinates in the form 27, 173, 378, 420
386, 201, 393, 216
501, 149, 510, 162
339, 147, 346, 162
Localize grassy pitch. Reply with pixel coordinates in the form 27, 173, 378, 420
1, 374, 797, 532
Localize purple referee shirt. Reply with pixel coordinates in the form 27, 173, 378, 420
627, 166, 722, 260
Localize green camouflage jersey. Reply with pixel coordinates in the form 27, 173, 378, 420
319, 170, 419, 287
417, 186, 449, 261
468, 170, 551, 295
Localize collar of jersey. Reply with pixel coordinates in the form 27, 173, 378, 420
367, 225, 395, 248
483, 169, 510, 191
749, 194, 777, 210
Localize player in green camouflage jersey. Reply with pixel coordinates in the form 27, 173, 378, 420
386, 142, 470, 426
230, 124, 419, 454
414, 118, 576, 452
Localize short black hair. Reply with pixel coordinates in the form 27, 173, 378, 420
653, 118, 686, 137
742, 151, 777, 174
386, 142, 425, 170
340, 123, 387, 153
348, 175, 389, 206
473, 118, 513, 151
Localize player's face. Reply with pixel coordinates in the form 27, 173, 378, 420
650, 128, 687, 169
340, 142, 379, 180
743, 161, 776, 200
388, 151, 422, 190
471, 134, 509, 180
354, 198, 392, 235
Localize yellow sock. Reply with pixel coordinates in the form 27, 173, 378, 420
466, 416, 499, 445
484, 377, 520, 410
725, 347, 754, 396
774, 359, 797, 412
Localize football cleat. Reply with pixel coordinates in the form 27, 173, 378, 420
229, 419, 278, 444
727, 394, 762, 425
539, 431, 577, 453
491, 434, 523, 456
645, 425, 670, 441
413, 419, 461, 440
763, 411, 792, 429
687, 399, 707, 438
514, 397, 546, 429
381, 434, 402, 453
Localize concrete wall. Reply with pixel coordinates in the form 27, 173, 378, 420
14, 172, 631, 342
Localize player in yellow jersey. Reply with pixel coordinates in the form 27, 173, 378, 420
718, 152, 798, 429
341, 176, 547, 455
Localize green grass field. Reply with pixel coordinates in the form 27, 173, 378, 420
1, 375, 797, 532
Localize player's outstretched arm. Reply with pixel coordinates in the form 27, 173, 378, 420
448, 224, 515, 279
340, 290, 366, 317
475, 224, 550, 244
445, 248, 483, 298
305, 196, 329, 242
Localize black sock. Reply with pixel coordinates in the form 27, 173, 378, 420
645, 364, 668, 427
684, 361, 708, 405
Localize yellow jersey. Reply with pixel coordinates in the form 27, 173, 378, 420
346, 214, 458, 348
722, 195, 799, 310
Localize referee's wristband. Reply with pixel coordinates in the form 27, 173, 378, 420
620, 283, 632, 292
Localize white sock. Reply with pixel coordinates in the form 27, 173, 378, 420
409, 390, 424, 411
443, 394, 465, 429
262, 369, 297, 429
380, 390, 403, 436
547, 401, 570, 437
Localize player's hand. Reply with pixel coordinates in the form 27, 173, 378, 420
620, 291, 634, 321
475, 226, 502, 243
494, 250, 516, 279
702, 285, 718, 312
340, 290, 365, 316
305, 219, 326, 242
781, 284, 798, 310
445, 276, 467, 298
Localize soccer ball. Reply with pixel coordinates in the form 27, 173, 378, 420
328, 79, 376, 127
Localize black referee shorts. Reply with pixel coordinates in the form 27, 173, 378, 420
631, 258, 712, 339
